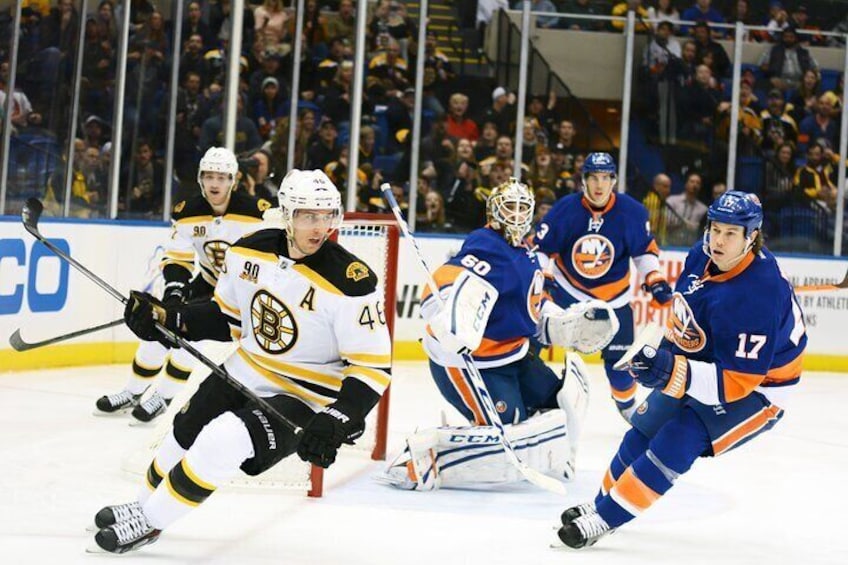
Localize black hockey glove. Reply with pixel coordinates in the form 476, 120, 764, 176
124, 291, 183, 347
162, 280, 188, 306
296, 401, 365, 468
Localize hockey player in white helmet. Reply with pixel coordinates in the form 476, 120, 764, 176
379, 178, 618, 491
94, 147, 272, 423
91, 169, 391, 554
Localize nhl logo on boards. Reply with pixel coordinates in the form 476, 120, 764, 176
346, 261, 370, 282
570, 234, 614, 279
250, 290, 299, 354
665, 293, 706, 353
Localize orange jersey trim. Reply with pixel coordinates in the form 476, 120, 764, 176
447, 366, 488, 425
712, 405, 782, 455
762, 353, 804, 385
611, 467, 661, 513
474, 335, 527, 359
701, 252, 755, 284
723, 352, 804, 402
421, 265, 466, 303
557, 255, 631, 301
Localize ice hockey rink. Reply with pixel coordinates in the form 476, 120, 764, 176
1, 360, 846, 565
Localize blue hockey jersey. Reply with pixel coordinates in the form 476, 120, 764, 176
665, 243, 807, 406
534, 192, 660, 308
421, 227, 545, 368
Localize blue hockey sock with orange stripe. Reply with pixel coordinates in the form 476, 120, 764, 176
596, 426, 649, 503
605, 361, 637, 414
596, 407, 710, 528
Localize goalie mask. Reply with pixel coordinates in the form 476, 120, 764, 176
486, 178, 535, 247
277, 169, 344, 242
197, 147, 239, 199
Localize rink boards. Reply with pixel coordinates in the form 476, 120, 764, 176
1, 217, 847, 371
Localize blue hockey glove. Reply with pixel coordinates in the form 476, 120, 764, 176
627, 345, 690, 399
642, 271, 673, 308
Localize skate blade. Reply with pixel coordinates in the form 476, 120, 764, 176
85, 523, 97, 533
85, 543, 107, 554
128, 418, 157, 428
92, 409, 132, 418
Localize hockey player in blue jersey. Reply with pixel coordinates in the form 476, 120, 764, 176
557, 191, 807, 549
380, 179, 619, 490
534, 152, 673, 421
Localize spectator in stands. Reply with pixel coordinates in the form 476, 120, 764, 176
82, 115, 109, 149
799, 92, 840, 152
519, 0, 559, 29
761, 88, 798, 154
182, 1, 214, 49
126, 10, 169, 138
680, 64, 728, 142
526, 92, 557, 138
417, 190, 451, 233
549, 119, 579, 171
199, 95, 262, 154
81, 144, 107, 208
307, 116, 341, 170
528, 145, 557, 190
692, 21, 730, 77
532, 188, 556, 227
611, 0, 650, 34
670, 39, 698, 101
359, 126, 377, 168
418, 29, 454, 115
120, 138, 164, 217
680, 0, 725, 36
711, 181, 727, 202
179, 34, 207, 87
0, 67, 36, 131
474, 119, 499, 161
254, 0, 289, 49
643, 172, 671, 244
239, 149, 276, 202
794, 141, 837, 212
789, 5, 823, 45
327, 0, 356, 46
211, 0, 256, 48
559, 0, 601, 31
95, 0, 118, 46
648, 0, 680, 31
316, 38, 350, 95
445, 140, 480, 202
248, 50, 287, 110
642, 19, 681, 145
386, 87, 415, 154
758, 26, 818, 92
172, 71, 209, 194
370, 1, 417, 56
296, 0, 328, 49
520, 117, 543, 165
445, 93, 479, 142
479, 135, 519, 183
763, 141, 797, 210
729, 0, 758, 42
665, 171, 707, 246
731, 82, 763, 157
254, 77, 285, 140
367, 39, 411, 103
765, 5, 791, 40
479, 86, 515, 137
788, 68, 820, 125
41, 0, 79, 55
80, 16, 113, 119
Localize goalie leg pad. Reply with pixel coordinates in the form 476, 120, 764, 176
382, 411, 572, 490
557, 354, 591, 476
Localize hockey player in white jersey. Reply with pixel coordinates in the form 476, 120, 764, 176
379, 179, 618, 491
90, 169, 392, 553
94, 147, 271, 422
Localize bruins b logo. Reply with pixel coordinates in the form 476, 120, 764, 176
203, 240, 231, 273
346, 261, 369, 282
250, 290, 298, 354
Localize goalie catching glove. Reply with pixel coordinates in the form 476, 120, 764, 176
537, 299, 619, 354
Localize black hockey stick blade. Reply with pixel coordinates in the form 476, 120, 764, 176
9, 318, 124, 352
22, 198, 45, 235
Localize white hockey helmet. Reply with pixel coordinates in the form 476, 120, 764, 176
197, 147, 238, 196
487, 177, 535, 247
277, 168, 344, 235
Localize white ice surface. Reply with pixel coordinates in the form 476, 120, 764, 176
1, 360, 846, 564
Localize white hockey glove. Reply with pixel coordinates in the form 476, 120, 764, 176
538, 299, 619, 354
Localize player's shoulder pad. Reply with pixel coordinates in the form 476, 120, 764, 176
229, 229, 284, 261
226, 190, 274, 219
172, 194, 212, 220
300, 240, 379, 297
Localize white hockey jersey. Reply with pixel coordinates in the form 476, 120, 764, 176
212, 229, 392, 410
161, 191, 273, 286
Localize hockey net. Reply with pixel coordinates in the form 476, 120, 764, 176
121, 213, 400, 497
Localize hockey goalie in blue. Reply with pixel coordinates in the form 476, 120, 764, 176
556, 190, 808, 549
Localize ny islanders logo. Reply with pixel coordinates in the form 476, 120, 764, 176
665, 292, 706, 352
526, 270, 545, 323
571, 234, 614, 279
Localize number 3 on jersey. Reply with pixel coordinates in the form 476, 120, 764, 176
735, 333, 766, 359
359, 301, 387, 330
460, 254, 492, 276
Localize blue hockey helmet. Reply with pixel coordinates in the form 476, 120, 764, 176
706, 190, 763, 236
582, 152, 617, 176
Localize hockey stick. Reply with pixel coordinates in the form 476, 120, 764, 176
9, 318, 124, 351
380, 185, 568, 495
794, 269, 848, 294
21, 198, 303, 435
612, 323, 664, 371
